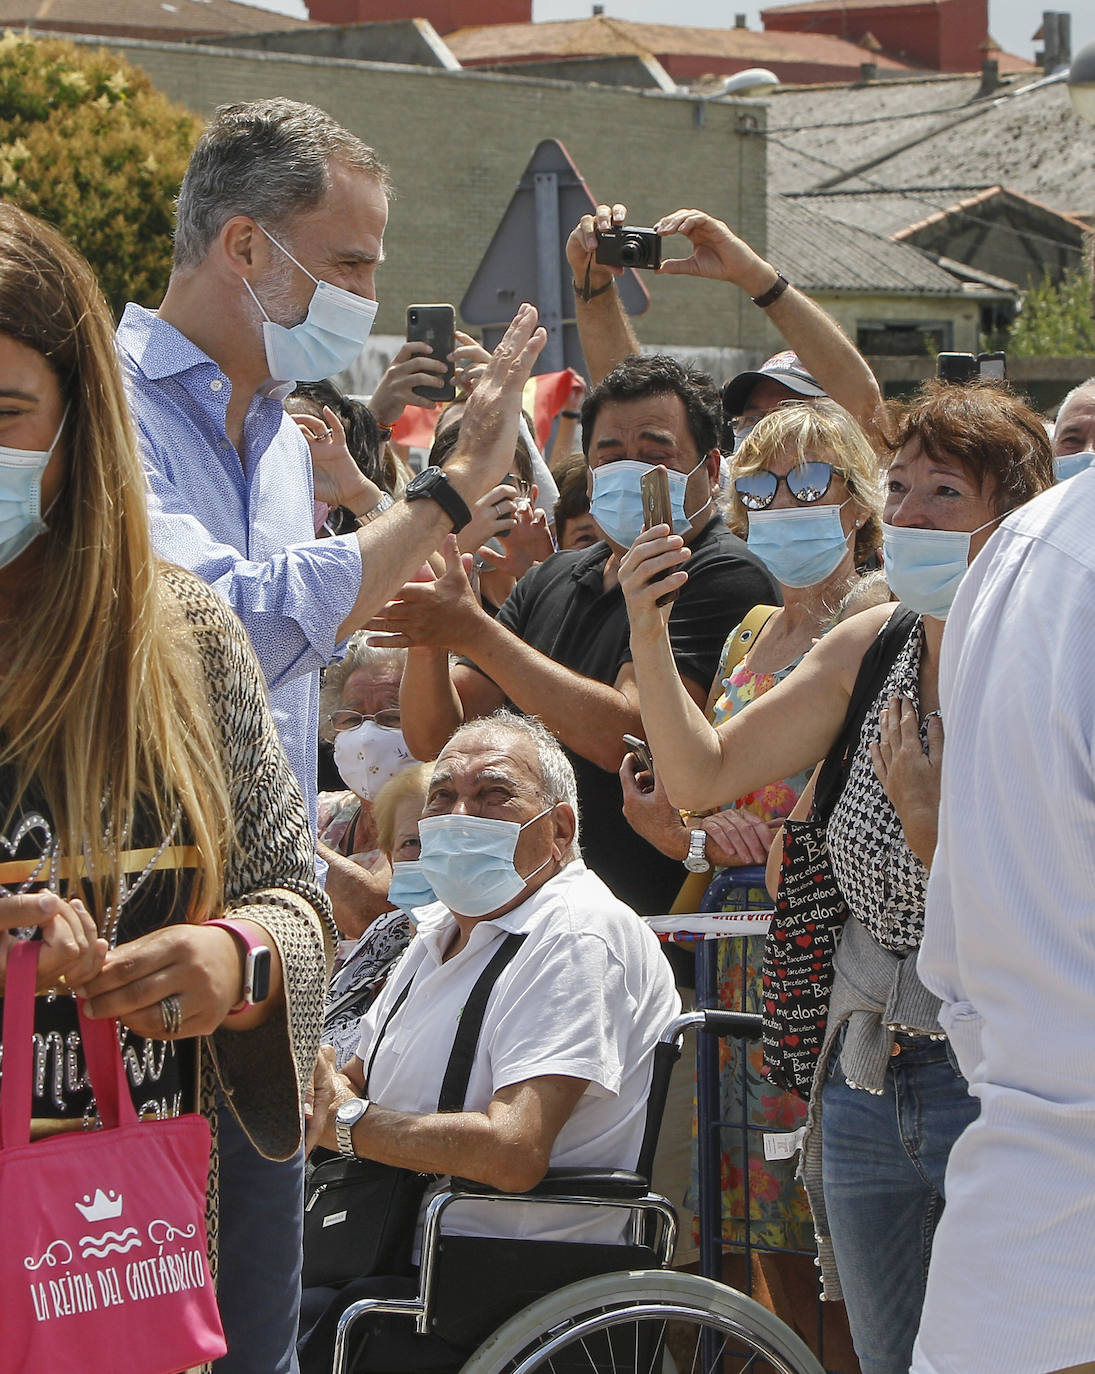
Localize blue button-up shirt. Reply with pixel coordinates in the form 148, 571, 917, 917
116, 304, 363, 837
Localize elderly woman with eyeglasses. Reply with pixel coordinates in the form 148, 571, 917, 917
317, 638, 420, 946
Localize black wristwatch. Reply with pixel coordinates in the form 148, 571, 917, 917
404, 466, 472, 533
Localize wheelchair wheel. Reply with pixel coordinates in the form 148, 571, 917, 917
459, 1269, 825, 1374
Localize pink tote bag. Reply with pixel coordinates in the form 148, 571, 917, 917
0, 940, 227, 1373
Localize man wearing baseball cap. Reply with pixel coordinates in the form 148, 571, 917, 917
721, 348, 827, 451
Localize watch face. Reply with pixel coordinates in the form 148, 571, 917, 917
408, 467, 440, 494
336, 1098, 363, 1125
248, 947, 272, 1005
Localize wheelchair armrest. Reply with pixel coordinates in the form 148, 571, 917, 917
700, 1009, 763, 1041
450, 1167, 649, 1199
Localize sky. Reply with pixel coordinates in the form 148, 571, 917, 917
242, 0, 1095, 65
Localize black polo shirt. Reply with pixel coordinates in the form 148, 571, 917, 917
466, 516, 780, 915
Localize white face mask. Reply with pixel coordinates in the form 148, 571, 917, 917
243, 226, 378, 384
332, 721, 415, 802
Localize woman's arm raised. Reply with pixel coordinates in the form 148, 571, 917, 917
620, 525, 892, 812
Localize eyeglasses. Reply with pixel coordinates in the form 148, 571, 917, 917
734, 461, 835, 511
329, 708, 402, 732
502, 472, 532, 499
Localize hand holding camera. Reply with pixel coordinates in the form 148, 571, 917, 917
653, 208, 777, 295
568, 203, 784, 302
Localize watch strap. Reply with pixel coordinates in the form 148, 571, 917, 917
336, 1096, 371, 1158
205, 919, 271, 1014
359, 491, 395, 523
406, 467, 472, 533
685, 829, 710, 872
752, 272, 790, 308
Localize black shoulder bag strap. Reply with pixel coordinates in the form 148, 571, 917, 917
362, 931, 529, 1112
811, 605, 920, 826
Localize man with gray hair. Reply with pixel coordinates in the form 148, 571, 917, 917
118, 97, 541, 836
302, 711, 680, 1373
1052, 377, 1095, 479
115, 98, 545, 1374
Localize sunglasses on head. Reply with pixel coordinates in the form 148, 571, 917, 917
734, 461, 836, 511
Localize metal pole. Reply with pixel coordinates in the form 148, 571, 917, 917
533, 171, 565, 373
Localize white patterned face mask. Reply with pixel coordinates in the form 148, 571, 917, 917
332, 721, 415, 802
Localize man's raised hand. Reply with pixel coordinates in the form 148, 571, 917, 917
442, 303, 546, 501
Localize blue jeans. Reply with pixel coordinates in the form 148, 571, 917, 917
214, 1092, 304, 1374
821, 1033, 979, 1374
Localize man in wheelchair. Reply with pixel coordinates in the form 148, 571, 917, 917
301, 712, 681, 1372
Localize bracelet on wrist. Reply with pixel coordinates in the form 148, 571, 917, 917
574, 255, 615, 303
561, 410, 581, 420
751, 272, 790, 309
356, 491, 396, 523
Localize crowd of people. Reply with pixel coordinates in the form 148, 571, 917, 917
1, 93, 1093, 1374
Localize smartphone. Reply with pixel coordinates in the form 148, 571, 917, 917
977, 350, 1006, 382
406, 303, 456, 402
622, 734, 654, 779
639, 465, 679, 607
937, 350, 1007, 385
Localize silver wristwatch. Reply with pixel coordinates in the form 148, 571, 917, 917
334, 1096, 371, 1158
361, 491, 395, 523
684, 829, 710, 874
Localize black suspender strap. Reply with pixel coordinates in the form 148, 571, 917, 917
362, 978, 414, 1097
438, 933, 527, 1112
362, 930, 529, 1112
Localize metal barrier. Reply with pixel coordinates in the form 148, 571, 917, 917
648, 865, 831, 1369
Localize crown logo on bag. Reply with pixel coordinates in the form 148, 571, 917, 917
75, 1188, 123, 1222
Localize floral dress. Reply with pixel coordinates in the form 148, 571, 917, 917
693, 623, 816, 1251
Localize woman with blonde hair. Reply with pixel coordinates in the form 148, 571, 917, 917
622, 398, 882, 1351
0, 203, 331, 1361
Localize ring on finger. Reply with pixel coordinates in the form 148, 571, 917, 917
159, 994, 183, 1036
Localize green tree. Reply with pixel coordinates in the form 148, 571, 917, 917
1006, 267, 1095, 358
0, 30, 202, 318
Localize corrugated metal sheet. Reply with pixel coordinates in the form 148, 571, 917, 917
768, 193, 969, 292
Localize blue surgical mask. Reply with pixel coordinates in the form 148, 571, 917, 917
732, 420, 758, 451
243, 227, 379, 384
1055, 451, 1095, 483
745, 502, 852, 589
386, 860, 437, 920
589, 459, 711, 548
415, 806, 555, 918
0, 409, 68, 569
882, 515, 1000, 620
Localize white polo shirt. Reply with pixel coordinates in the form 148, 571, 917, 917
354, 860, 680, 1243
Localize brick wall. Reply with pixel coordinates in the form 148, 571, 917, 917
75, 36, 770, 360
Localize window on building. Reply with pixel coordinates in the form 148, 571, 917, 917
856, 321, 954, 356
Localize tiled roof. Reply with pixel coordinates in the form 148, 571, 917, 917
782, 184, 1089, 241
0, 0, 312, 38
767, 193, 970, 293
445, 16, 912, 70
760, 75, 1095, 217
763, 0, 948, 13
